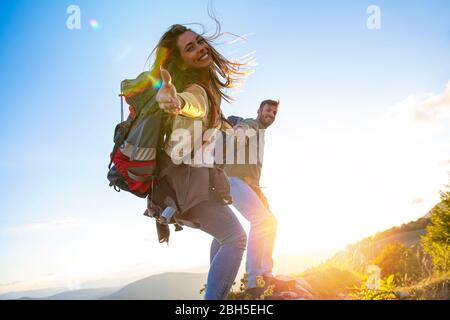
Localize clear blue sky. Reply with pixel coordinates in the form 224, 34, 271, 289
0, 0, 449, 293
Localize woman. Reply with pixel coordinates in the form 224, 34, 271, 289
151, 24, 247, 300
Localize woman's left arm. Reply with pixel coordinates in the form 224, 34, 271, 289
177, 84, 209, 119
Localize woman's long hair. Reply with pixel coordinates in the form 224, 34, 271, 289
148, 24, 248, 103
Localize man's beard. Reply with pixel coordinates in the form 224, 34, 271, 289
261, 117, 273, 127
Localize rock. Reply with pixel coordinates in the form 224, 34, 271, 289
396, 291, 410, 300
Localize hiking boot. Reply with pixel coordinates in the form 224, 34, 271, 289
263, 275, 316, 300
244, 286, 267, 300
263, 275, 297, 293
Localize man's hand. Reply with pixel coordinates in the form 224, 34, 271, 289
234, 124, 249, 144
156, 68, 182, 114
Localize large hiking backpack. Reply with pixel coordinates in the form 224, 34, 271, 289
107, 74, 233, 243
107, 72, 171, 198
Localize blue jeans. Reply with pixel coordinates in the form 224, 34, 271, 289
181, 191, 247, 300
210, 177, 277, 288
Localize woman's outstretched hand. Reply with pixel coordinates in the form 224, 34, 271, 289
156, 68, 182, 114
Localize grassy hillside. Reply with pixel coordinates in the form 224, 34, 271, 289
327, 218, 430, 272
289, 195, 449, 300
399, 272, 450, 300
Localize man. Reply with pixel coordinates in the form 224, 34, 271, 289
210, 99, 280, 295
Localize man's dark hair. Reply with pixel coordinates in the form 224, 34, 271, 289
259, 99, 280, 110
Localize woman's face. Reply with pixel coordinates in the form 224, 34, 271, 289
176, 31, 213, 70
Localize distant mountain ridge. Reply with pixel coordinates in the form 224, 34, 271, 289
6, 272, 207, 300
0, 287, 65, 300
101, 272, 206, 300
32, 287, 118, 300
